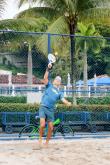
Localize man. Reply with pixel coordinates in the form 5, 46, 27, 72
39, 64, 72, 146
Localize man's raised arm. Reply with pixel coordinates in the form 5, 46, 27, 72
41, 64, 52, 85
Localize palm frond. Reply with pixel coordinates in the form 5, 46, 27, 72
16, 6, 59, 21
37, 16, 69, 55
77, 23, 87, 34
47, 16, 68, 34
18, 0, 37, 8
90, 0, 110, 7
75, 22, 106, 54
0, 17, 49, 32
0, 16, 49, 53
86, 24, 96, 36
80, 8, 110, 24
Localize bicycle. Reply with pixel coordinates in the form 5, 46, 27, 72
18, 115, 74, 139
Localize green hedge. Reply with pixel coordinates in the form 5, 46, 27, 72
0, 96, 26, 103
77, 97, 110, 105
0, 103, 109, 126
58, 97, 110, 105
0, 96, 109, 104
0, 103, 109, 113
0, 103, 37, 112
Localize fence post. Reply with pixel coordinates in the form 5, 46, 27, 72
88, 86, 91, 98
48, 33, 51, 81
12, 85, 15, 96
64, 86, 67, 97
70, 35, 77, 105
27, 43, 32, 86
48, 33, 51, 54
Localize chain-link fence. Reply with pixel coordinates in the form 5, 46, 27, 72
0, 30, 110, 136
0, 30, 109, 100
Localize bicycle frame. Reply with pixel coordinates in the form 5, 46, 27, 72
29, 118, 61, 138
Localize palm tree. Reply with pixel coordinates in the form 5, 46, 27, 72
18, 0, 110, 104
0, 17, 49, 85
20, 0, 110, 82
75, 23, 105, 87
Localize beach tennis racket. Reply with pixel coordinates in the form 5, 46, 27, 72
48, 53, 56, 64
48, 53, 56, 70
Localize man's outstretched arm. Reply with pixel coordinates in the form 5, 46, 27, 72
61, 98, 72, 106
42, 69, 49, 85
41, 64, 52, 85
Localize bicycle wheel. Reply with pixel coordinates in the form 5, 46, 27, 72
19, 124, 39, 139
53, 125, 74, 138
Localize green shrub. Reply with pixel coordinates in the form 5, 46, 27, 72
0, 96, 109, 105
0, 103, 38, 126
77, 97, 110, 105
56, 104, 110, 112
0, 103, 38, 112
0, 96, 26, 103
0, 103, 109, 113
0, 103, 109, 126
58, 97, 110, 105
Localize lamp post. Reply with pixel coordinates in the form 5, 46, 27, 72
67, 73, 72, 97
67, 73, 72, 87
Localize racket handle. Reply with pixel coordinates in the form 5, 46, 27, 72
47, 63, 53, 70
48, 62, 52, 67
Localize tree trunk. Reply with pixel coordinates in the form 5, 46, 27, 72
27, 43, 32, 86
69, 18, 77, 105
83, 41, 88, 96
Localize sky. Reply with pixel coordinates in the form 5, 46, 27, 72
2, 0, 38, 19
2, 0, 25, 19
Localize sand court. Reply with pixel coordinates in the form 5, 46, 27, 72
0, 138, 110, 165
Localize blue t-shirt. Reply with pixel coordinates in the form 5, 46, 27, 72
41, 82, 64, 109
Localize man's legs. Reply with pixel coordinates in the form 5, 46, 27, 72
45, 121, 53, 146
39, 107, 54, 146
39, 118, 45, 145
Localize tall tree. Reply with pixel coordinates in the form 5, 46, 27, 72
18, 0, 110, 62
75, 23, 105, 87
0, 17, 49, 85
18, 0, 110, 104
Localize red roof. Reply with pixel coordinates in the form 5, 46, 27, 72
0, 75, 42, 84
